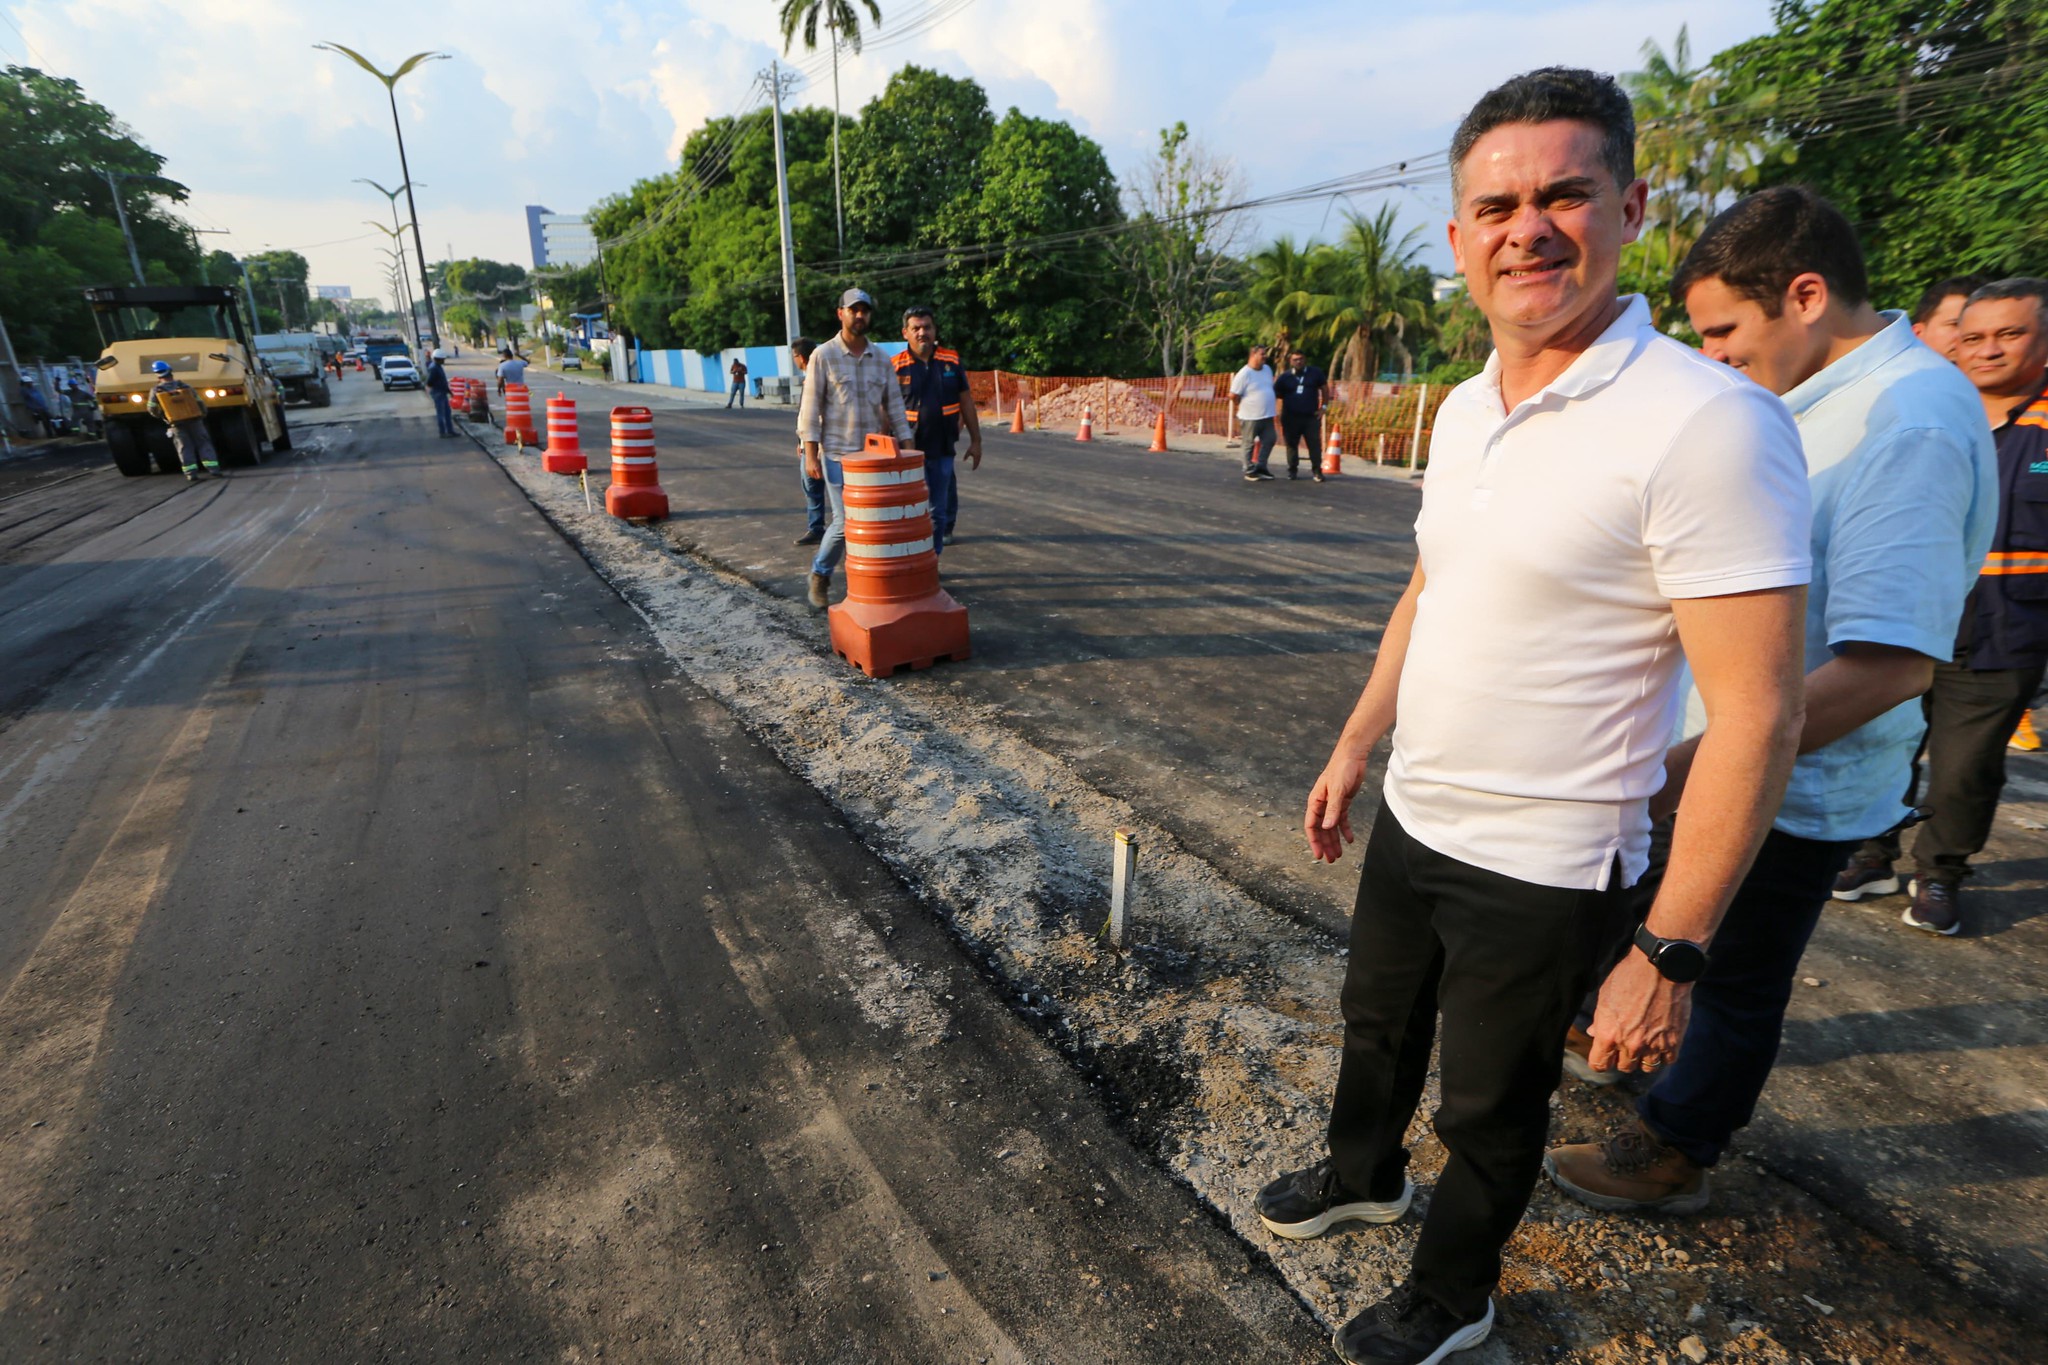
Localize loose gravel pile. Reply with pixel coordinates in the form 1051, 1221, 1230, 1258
482, 430, 2029, 1363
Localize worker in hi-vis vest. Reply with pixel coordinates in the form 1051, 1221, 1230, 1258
145, 360, 222, 481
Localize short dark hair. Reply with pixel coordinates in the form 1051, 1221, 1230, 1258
1450, 67, 1635, 199
1670, 186, 1869, 316
901, 305, 935, 326
1913, 275, 1991, 325
790, 337, 816, 361
1963, 277, 2048, 325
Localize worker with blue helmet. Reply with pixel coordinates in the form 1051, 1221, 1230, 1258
145, 358, 223, 481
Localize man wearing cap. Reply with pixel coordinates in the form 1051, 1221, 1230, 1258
145, 360, 223, 481
424, 349, 456, 437
894, 305, 982, 554
798, 288, 913, 610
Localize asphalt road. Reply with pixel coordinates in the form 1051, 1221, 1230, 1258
479, 357, 2048, 1320
0, 394, 1326, 1361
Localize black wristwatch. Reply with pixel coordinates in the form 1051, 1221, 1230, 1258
1633, 922, 1709, 983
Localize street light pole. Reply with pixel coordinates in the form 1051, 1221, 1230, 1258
317, 44, 448, 347
762, 61, 803, 347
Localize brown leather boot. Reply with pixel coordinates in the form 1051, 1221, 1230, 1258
1544, 1119, 1709, 1214
807, 572, 830, 610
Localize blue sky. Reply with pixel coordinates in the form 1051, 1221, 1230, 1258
3, 0, 1778, 307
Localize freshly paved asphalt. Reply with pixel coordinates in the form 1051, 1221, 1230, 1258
0, 389, 1325, 1361
490, 360, 2048, 1320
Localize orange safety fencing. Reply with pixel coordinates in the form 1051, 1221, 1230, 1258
970, 370, 1455, 468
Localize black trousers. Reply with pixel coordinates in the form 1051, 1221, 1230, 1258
1328, 802, 1627, 1319
1281, 411, 1321, 474
1864, 656, 2046, 879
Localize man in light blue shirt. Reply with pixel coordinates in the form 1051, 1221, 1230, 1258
1547, 187, 1995, 1212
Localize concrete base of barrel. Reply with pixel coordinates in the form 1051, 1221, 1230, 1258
828, 592, 971, 678
605, 485, 669, 520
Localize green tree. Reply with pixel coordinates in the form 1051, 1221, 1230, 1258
0, 65, 201, 354
842, 66, 995, 252
1111, 123, 1247, 377
1209, 235, 1330, 364
933, 109, 1128, 373
438, 257, 529, 305
1708, 0, 2047, 306
1309, 206, 1433, 383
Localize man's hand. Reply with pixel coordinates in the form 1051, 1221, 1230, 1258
802, 441, 823, 481
1588, 953, 1693, 1074
965, 438, 982, 470
1304, 749, 1371, 863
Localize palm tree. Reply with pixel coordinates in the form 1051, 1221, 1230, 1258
1212, 235, 1327, 360
779, 0, 884, 259
1310, 206, 1433, 384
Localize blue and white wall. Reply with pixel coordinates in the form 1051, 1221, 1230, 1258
637, 341, 908, 392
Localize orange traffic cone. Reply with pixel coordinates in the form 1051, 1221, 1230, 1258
1322, 425, 1344, 476
1148, 412, 1168, 452
604, 405, 668, 520
543, 393, 586, 474
503, 382, 539, 447
1076, 406, 1094, 442
828, 434, 970, 678
1009, 404, 1024, 434
2012, 711, 2041, 751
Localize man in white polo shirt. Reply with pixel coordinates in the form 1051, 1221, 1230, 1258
1254, 69, 1812, 1365
1231, 344, 1279, 480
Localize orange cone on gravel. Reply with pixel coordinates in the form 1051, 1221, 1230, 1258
1322, 425, 1344, 476
604, 405, 668, 520
1148, 412, 1168, 452
543, 393, 586, 474
828, 434, 970, 678
1075, 406, 1094, 442
503, 381, 539, 446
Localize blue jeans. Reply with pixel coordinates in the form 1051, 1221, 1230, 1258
1632, 826, 1857, 1167
727, 378, 745, 408
801, 458, 827, 536
810, 460, 847, 577
431, 387, 454, 435
923, 453, 957, 553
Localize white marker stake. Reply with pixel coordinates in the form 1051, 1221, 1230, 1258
1107, 828, 1137, 948
579, 470, 594, 513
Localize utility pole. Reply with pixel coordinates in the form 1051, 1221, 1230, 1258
236, 258, 262, 333
98, 169, 147, 285
763, 61, 803, 346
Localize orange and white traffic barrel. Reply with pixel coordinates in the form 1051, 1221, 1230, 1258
542, 393, 586, 474
604, 405, 668, 520
828, 434, 970, 677
503, 381, 539, 446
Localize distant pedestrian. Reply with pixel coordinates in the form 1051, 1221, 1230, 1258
791, 338, 826, 546
1836, 277, 2048, 934
1267, 69, 1810, 1365
895, 305, 982, 555
1910, 274, 1991, 363
496, 350, 528, 395
1231, 345, 1277, 480
1274, 349, 1329, 481
64, 374, 101, 437
19, 380, 56, 439
727, 355, 749, 409
145, 360, 222, 481
796, 288, 912, 610
1545, 186, 1994, 1213
425, 349, 456, 437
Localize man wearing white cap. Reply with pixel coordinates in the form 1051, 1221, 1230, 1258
797, 287, 913, 610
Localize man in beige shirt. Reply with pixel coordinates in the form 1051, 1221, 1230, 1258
798, 287, 913, 609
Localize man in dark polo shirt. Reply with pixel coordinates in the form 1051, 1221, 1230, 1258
1274, 349, 1329, 481
1835, 277, 2048, 934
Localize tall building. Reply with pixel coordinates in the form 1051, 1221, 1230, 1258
524, 205, 597, 269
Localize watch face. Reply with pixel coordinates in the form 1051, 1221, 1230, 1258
1656, 941, 1708, 984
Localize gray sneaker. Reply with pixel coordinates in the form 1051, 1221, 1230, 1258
1832, 849, 1900, 902
1901, 877, 1962, 936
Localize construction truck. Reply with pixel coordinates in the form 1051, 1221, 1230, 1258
254, 332, 332, 408
84, 284, 292, 476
